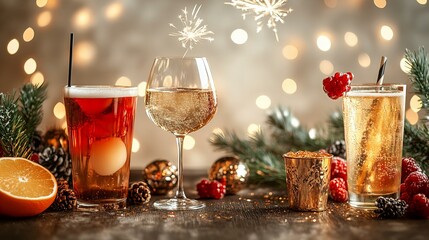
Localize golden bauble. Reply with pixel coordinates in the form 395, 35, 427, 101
209, 156, 249, 194
142, 159, 178, 195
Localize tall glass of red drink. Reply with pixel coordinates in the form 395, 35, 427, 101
64, 85, 138, 211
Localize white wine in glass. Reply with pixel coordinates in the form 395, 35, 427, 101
145, 57, 217, 210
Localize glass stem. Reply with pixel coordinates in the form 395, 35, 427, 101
175, 135, 187, 199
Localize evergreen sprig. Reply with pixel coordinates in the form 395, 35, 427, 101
0, 93, 32, 158
404, 46, 429, 172
0, 83, 47, 158
20, 83, 47, 135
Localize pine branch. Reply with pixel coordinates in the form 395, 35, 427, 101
403, 121, 429, 172
403, 46, 429, 172
0, 93, 32, 158
19, 83, 47, 135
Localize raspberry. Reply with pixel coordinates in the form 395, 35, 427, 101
196, 179, 226, 199
322, 72, 353, 100
400, 183, 406, 195
196, 179, 212, 199
331, 157, 347, 181
329, 177, 348, 202
401, 157, 422, 183
210, 181, 226, 199
408, 194, 429, 219
400, 192, 412, 205
403, 171, 428, 196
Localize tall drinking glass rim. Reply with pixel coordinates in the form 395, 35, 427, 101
345, 84, 406, 95
64, 85, 138, 98
154, 56, 208, 60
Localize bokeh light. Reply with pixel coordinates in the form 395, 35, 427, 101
24, 58, 37, 74
75, 41, 96, 66
7, 39, 19, 55
247, 124, 260, 136
231, 29, 248, 45
256, 95, 271, 109
53, 102, 66, 119
105, 2, 124, 20
132, 138, 140, 153
282, 45, 298, 60
417, 0, 427, 5
282, 78, 297, 94
138, 81, 147, 97
291, 117, 300, 128
410, 95, 422, 112
320, 60, 334, 75
37, 11, 52, 27
115, 76, 132, 86
406, 108, 419, 125
31, 72, 44, 85
380, 25, 394, 41
344, 32, 358, 47
358, 53, 371, 68
73, 8, 93, 29
36, 0, 48, 8
308, 128, 317, 139
400, 57, 411, 73
317, 35, 331, 52
184, 136, 196, 150
374, 0, 387, 8
23, 27, 35, 42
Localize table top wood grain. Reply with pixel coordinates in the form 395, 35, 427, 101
0, 170, 427, 240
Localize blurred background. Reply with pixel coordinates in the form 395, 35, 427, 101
0, 0, 428, 170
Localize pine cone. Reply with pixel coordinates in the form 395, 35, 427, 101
50, 188, 77, 211
44, 128, 69, 151
39, 146, 72, 184
57, 178, 70, 191
327, 140, 347, 159
128, 181, 151, 205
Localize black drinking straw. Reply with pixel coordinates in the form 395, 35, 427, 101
67, 33, 74, 87
376, 56, 387, 85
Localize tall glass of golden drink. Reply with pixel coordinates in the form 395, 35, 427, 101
343, 84, 406, 209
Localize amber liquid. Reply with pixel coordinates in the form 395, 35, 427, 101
145, 88, 217, 135
64, 96, 136, 208
343, 91, 405, 208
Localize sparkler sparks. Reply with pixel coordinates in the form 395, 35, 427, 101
226, 0, 293, 41
169, 5, 214, 57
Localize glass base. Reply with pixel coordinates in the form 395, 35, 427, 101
348, 192, 399, 209
76, 199, 126, 212
153, 198, 205, 211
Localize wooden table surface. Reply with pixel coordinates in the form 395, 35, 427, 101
0, 170, 428, 240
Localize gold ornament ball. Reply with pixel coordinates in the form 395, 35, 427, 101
142, 159, 178, 195
209, 156, 249, 194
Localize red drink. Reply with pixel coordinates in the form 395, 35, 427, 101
64, 86, 138, 210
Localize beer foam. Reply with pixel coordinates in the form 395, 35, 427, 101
345, 91, 404, 97
64, 85, 138, 98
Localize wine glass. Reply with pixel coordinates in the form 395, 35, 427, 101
145, 57, 218, 210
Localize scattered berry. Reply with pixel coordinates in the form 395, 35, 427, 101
196, 179, 226, 199
329, 177, 348, 202
322, 72, 353, 100
403, 171, 428, 196
327, 140, 347, 159
331, 157, 347, 181
408, 194, 429, 219
401, 157, 422, 183
374, 197, 407, 219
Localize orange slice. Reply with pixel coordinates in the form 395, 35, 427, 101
0, 157, 57, 217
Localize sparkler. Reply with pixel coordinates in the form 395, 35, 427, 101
225, 0, 293, 41
169, 5, 214, 57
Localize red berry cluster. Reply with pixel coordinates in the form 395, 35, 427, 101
399, 157, 429, 218
322, 72, 354, 100
196, 179, 226, 199
329, 157, 348, 202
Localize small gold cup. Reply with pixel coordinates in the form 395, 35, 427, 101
283, 151, 332, 211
